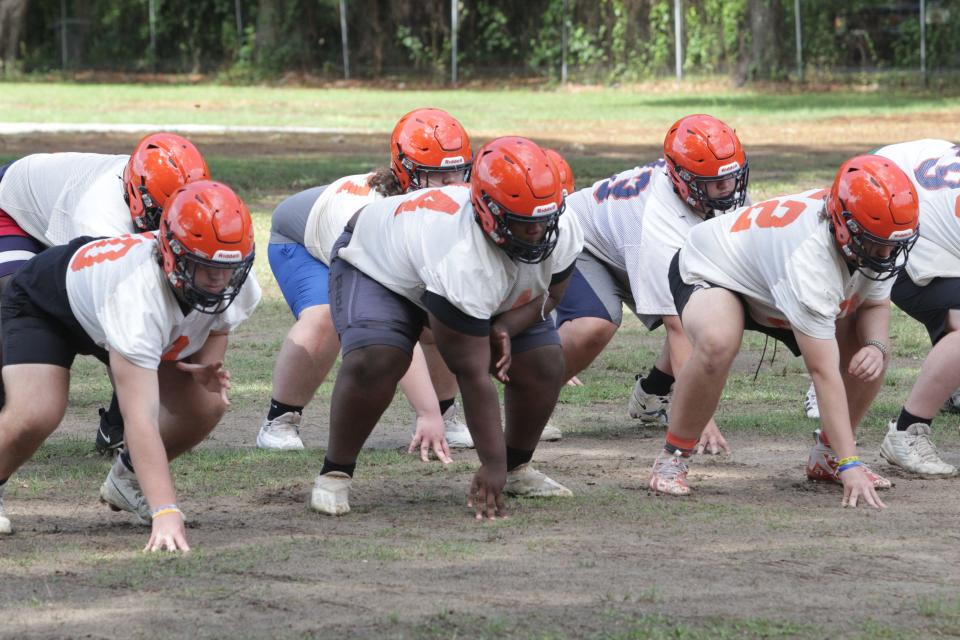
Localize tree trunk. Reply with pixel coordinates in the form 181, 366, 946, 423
734, 0, 785, 84
0, 0, 29, 72
254, 0, 277, 66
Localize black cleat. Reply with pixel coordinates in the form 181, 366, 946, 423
95, 407, 125, 455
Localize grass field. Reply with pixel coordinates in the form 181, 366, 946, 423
2, 82, 960, 639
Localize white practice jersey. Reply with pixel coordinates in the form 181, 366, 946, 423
65, 234, 261, 369
902, 188, 960, 286
302, 173, 383, 265
338, 184, 584, 320
679, 187, 893, 339
0, 153, 134, 246
565, 160, 707, 317
875, 139, 960, 200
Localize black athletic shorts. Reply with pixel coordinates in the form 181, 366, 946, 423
668, 250, 801, 357
891, 270, 960, 344
1, 236, 108, 368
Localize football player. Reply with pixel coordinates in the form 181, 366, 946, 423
256, 108, 473, 459
0, 132, 211, 452
554, 115, 749, 453
311, 136, 583, 518
868, 139, 960, 476
648, 155, 919, 508
0, 181, 260, 550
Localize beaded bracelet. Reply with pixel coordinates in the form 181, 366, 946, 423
837, 460, 864, 473
864, 340, 888, 357
837, 456, 860, 467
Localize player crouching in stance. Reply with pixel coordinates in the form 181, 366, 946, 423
649, 155, 919, 508
311, 136, 583, 518
256, 108, 473, 455
0, 181, 260, 549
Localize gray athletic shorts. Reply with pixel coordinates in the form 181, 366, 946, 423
329, 227, 560, 357
269, 185, 326, 245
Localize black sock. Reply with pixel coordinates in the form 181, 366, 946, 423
0, 477, 7, 486
104, 392, 123, 425
320, 457, 356, 477
438, 397, 456, 415
896, 408, 932, 431
506, 446, 534, 472
640, 366, 674, 396
119, 449, 135, 473
268, 399, 304, 421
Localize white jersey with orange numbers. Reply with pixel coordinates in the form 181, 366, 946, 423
302, 173, 383, 265
903, 188, 960, 286
64, 234, 261, 369
337, 184, 584, 320
565, 160, 709, 317
0, 153, 133, 246
875, 139, 960, 199
679, 188, 894, 339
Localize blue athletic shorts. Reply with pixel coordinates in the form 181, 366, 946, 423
268, 242, 330, 319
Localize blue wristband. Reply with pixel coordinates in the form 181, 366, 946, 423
838, 460, 864, 473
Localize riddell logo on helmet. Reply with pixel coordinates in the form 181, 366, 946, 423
532, 203, 559, 215
887, 229, 916, 240
717, 161, 741, 175
440, 156, 466, 167
212, 250, 243, 262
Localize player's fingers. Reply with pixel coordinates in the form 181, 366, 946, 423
485, 491, 498, 520
434, 442, 452, 465
220, 388, 231, 406
420, 442, 431, 463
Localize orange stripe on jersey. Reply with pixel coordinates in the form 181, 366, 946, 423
838, 294, 862, 316
808, 188, 828, 200
70, 235, 145, 272
394, 190, 459, 215
161, 335, 190, 361
510, 289, 533, 309
955, 193, 960, 218
336, 180, 372, 196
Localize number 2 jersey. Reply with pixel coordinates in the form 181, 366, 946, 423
336, 184, 584, 321
874, 139, 960, 286
678, 188, 894, 339
64, 234, 261, 369
0, 153, 134, 246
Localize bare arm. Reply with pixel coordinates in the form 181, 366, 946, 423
399, 343, 451, 464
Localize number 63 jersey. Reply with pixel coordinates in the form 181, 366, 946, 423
678, 188, 895, 340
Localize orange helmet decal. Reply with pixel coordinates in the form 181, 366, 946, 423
390, 108, 472, 192
124, 132, 211, 232
470, 136, 565, 263
159, 180, 255, 313
544, 148, 575, 196
663, 114, 749, 218
826, 155, 919, 280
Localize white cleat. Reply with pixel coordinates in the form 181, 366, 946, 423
539, 423, 563, 442
440, 404, 474, 449
100, 461, 151, 525
310, 471, 352, 515
257, 412, 305, 451
880, 420, 956, 477
504, 464, 573, 497
627, 376, 669, 425
0, 491, 11, 535
804, 383, 820, 420
943, 389, 960, 415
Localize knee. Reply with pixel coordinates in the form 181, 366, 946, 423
341, 347, 409, 387
509, 346, 565, 390
692, 332, 739, 374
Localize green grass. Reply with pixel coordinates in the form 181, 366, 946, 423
1, 82, 957, 135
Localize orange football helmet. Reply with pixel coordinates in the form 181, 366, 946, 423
545, 148, 575, 196
827, 155, 919, 280
124, 132, 211, 232
663, 114, 748, 218
471, 136, 565, 264
390, 108, 472, 192
159, 180, 255, 313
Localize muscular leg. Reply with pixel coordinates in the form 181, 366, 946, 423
325, 345, 412, 465
666, 288, 745, 442
0, 364, 70, 479
903, 310, 960, 419
503, 344, 565, 451
270, 304, 341, 406
419, 328, 460, 402
154, 361, 230, 460
557, 316, 619, 379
